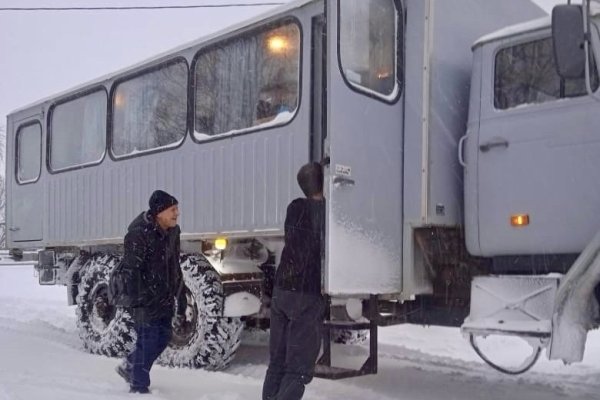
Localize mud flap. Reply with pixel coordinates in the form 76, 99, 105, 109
461, 275, 560, 374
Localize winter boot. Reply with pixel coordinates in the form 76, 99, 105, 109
115, 361, 131, 384
129, 386, 150, 394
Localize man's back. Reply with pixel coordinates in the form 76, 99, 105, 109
263, 162, 326, 400
275, 198, 324, 294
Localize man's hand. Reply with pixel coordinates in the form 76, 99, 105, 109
173, 314, 187, 335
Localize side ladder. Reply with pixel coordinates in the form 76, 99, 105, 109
315, 295, 404, 380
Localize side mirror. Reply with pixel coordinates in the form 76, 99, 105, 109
552, 5, 586, 79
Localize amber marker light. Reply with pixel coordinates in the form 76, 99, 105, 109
114, 92, 125, 107
215, 238, 227, 251
511, 214, 530, 227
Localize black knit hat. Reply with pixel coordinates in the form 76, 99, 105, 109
148, 190, 178, 216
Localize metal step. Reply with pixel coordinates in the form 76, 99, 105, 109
461, 274, 560, 374
462, 319, 552, 339
323, 320, 371, 330
461, 275, 559, 339
315, 296, 378, 380
314, 359, 375, 380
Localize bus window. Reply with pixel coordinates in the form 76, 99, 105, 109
16, 122, 42, 184
194, 21, 301, 139
49, 90, 107, 171
111, 60, 188, 157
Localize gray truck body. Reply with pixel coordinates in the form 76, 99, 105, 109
7, 0, 572, 301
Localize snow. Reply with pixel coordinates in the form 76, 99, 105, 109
113, 139, 185, 158
1, 264, 600, 399
474, 17, 551, 48
326, 208, 401, 295
193, 111, 296, 142
474, 1, 600, 49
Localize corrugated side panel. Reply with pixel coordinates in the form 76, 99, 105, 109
45, 129, 307, 245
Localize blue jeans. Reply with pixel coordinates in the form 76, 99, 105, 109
126, 316, 172, 390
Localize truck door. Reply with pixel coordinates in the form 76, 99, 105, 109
9, 118, 44, 242
324, 0, 404, 295
477, 35, 600, 256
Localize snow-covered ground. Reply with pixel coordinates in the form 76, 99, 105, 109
0, 264, 599, 399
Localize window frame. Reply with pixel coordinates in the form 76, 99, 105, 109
47, 87, 108, 174
108, 57, 190, 161
15, 120, 43, 185
492, 32, 600, 111
190, 17, 303, 144
336, 0, 404, 104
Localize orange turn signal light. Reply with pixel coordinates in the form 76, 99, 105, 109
215, 238, 227, 250
511, 214, 530, 227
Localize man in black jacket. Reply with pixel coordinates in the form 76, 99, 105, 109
262, 162, 325, 400
116, 190, 187, 394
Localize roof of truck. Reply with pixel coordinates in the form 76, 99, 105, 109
9, 0, 316, 116
473, 16, 551, 49
474, 1, 600, 49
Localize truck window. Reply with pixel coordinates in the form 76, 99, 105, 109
494, 37, 599, 110
111, 60, 188, 157
49, 90, 107, 171
339, 0, 401, 100
194, 21, 300, 139
16, 122, 42, 184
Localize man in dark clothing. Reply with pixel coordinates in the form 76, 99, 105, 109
262, 162, 325, 400
116, 190, 187, 394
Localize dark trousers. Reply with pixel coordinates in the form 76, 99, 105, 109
126, 316, 172, 390
262, 288, 324, 400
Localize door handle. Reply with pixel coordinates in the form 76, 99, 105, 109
333, 175, 355, 187
479, 138, 509, 152
9, 227, 20, 232
458, 134, 468, 167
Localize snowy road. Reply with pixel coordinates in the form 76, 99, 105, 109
1, 264, 599, 399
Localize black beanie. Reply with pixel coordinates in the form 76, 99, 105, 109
148, 190, 178, 216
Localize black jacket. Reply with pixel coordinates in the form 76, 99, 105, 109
275, 198, 324, 294
122, 211, 186, 322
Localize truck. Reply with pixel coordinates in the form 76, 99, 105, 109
5, 0, 600, 377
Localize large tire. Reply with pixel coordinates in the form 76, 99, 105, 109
158, 254, 244, 370
76, 254, 135, 357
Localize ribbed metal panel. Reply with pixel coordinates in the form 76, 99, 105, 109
40, 129, 306, 246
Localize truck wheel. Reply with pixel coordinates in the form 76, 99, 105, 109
332, 329, 369, 345
158, 254, 244, 370
76, 254, 135, 357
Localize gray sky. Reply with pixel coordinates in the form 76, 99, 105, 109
0, 0, 290, 125
0, 0, 564, 126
